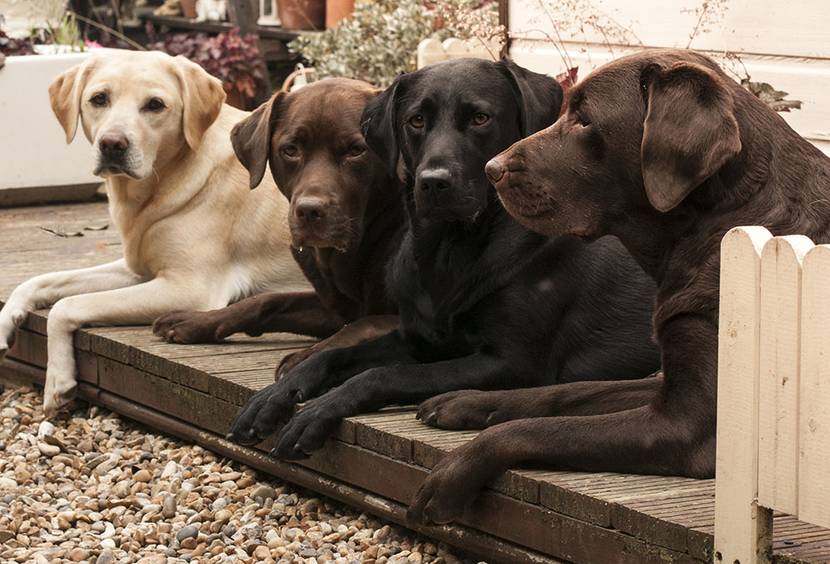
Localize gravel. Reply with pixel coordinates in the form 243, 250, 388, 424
0, 386, 480, 564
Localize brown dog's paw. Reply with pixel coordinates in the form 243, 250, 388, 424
406, 451, 484, 526
274, 349, 313, 381
152, 311, 230, 344
417, 389, 524, 430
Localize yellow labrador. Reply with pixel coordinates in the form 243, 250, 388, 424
0, 50, 307, 415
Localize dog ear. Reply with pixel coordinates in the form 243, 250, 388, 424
231, 91, 286, 189
361, 77, 402, 174
49, 57, 97, 144
497, 58, 563, 136
640, 61, 742, 212
173, 55, 226, 150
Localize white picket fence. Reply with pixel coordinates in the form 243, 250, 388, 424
714, 226, 830, 563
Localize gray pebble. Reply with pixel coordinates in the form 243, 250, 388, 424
162, 494, 176, 518
176, 524, 199, 542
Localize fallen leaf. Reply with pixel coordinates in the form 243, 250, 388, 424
83, 223, 109, 231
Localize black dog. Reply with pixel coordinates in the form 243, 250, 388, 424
227, 58, 660, 458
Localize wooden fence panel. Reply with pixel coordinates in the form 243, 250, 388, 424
714, 226, 774, 564
416, 37, 499, 69
798, 244, 830, 529
758, 236, 814, 514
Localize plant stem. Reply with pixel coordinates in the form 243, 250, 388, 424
69, 11, 147, 50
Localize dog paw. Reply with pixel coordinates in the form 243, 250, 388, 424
152, 311, 231, 344
0, 305, 27, 357
226, 382, 305, 445
406, 449, 485, 526
271, 399, 341, 459
417, 389, 521, 430
274, 349, 313, 381
43, 373, 78, 418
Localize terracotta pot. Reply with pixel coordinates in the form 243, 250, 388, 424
325, 0, 354, 29
278, 0, 325, 30
181, 0, 198, 18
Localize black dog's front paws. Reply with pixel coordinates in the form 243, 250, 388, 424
227, 382, 305, 445
271, 395, 343, 459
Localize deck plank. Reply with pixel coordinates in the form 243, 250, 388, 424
2, 201, 830, 563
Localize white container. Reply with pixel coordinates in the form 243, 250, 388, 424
0, 51, 100, 206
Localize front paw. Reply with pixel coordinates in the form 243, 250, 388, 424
226, 382, 303, 445
43, 370, 78, 418
0, 305, 27, 357
407, 446, 488, 525
152, 311, 232, 344
271, 400, 341, 459
275, 349, 313, 381
417, 389, 520, 430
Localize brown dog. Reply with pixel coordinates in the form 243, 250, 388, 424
153, 79, 403, 371
408, 48, 830, 524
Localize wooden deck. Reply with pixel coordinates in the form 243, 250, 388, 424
2, 201, 829, 564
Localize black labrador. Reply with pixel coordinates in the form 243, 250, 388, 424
226, 58, 660, 459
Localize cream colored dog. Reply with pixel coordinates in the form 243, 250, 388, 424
0, 50, 307, 415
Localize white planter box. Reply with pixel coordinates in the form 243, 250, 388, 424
0, 51, 100, 206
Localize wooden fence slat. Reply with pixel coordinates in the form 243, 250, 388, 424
758, 236, 814, 514
797, 244, 830, 529
714, 226, 774, 564
416, 37, 499, 70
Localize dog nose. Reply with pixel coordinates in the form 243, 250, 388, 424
419, 169, 452, 192
294, 198, 327, 223
485, 158, 505, 183
99, 133, 129, 158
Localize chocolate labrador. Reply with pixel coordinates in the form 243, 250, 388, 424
152, 78, 403, 372
226, 58, 660, 460
408, 48, 830, 524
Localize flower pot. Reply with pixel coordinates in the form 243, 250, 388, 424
278, 0, 325, 30
181, 0, 198, 18
326, 0, 354, 29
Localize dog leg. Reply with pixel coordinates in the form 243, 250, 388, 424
418, 372, 664, 429
407, 315, 718, 525
275, 315, 400, 379
407, 405, 715, 525
43, 277, 212, 416
0, 260, 142, 358
153, 291, 343, 344
227, 329, 415, 445
270, 352, 516, 459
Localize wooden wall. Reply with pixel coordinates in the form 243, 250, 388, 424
508, 0, 830, 154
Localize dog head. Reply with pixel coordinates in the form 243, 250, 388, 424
362, 58, 562, 223
231, 78, 390, 252
49, 50, 226, 180
488, 49, 743, 239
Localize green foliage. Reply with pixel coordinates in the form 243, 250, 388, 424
289, 0, 502, 87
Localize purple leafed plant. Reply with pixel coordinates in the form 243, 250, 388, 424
150, 29, 266, 99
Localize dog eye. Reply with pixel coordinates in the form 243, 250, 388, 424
472, 112, 490, 126
408, 114, 425, 129
143, 97, 166, 112
346, 144, 367, 158
282, 144, 300, 158
89, 92, 109, 108
575, 112, 592, 127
